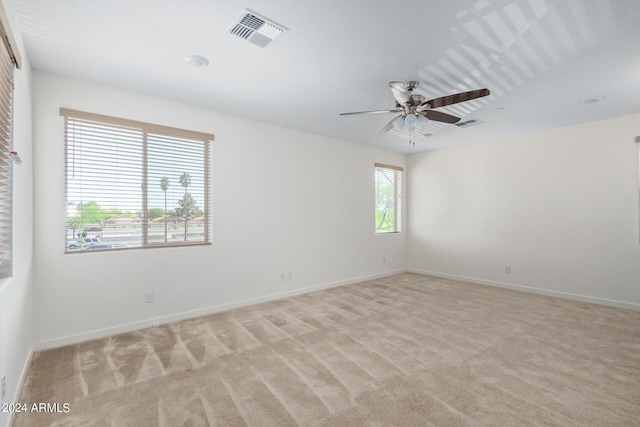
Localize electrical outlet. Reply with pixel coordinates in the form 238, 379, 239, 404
144, 291, 154, 303
1, 373, 6, 400
287, 271, 293, 280
382, 257, 386, 264
504, 265, 511, 274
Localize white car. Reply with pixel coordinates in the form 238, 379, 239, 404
68, 237, 100, 250
84, 243, 128, 251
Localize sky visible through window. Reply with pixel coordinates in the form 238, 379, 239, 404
66, 123, 206, 217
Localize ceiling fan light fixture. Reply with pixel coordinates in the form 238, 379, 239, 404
404, 113, 417, 128
391, 116, 405, 129
416, 115, 429, 128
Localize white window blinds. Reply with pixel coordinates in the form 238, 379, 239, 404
375, 163, 402, 234
61, 109, 212, 252
0, 18, 16, 277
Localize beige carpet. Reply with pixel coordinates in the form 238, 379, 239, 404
13, 273, 640, 426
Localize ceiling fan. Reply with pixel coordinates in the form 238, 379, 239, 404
340, 81, 490, 134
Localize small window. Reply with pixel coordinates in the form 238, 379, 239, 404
637, 136, 640, 244
375, 163, 402, 233
61, 109, 213, 252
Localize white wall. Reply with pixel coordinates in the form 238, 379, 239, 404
0, 1, 33, 426
408, 113, 640, 308
32, 72, 407, 348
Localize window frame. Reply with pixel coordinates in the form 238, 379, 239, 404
61, 108, 213, 253
374, 163, 402, 234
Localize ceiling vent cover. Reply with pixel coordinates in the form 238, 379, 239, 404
454, 119, 484, 128
228, 9, 288, 48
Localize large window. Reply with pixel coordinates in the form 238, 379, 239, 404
62, 109, 213, 252
375, 163, 402, 233
0, 5, 21, 278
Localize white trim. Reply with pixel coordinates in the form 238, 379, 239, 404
33, 269, 407, 350
407, 268, 640, 311
6, 344, 35, 427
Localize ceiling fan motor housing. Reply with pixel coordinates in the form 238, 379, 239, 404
411, 94, 426, 108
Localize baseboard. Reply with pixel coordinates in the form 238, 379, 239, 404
34, 269, 407, 351
5, 344, 35, 427
407, 268, 640, 311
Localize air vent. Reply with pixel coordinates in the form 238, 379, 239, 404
454, 119, 484, 128
227, 9, 288, 48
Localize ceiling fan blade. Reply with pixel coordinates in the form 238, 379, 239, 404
389, 81, 412, 106
339, 109, 399, 116
423, 88, 490, 109
424, 110, 461, 124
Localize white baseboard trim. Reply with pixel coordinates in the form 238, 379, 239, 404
407, 268, 640, 311
6, 344, 35, 427
34, 269, 407, 351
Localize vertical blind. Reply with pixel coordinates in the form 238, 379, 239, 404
61, 109, 213, 252
374, 163, 402, 233
0, 21, 15, 277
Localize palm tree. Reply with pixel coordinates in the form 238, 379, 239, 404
179, 172, 191, 241
160, 177, 170, 242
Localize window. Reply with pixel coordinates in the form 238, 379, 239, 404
0, 5, 21, 278
637, 136, 640, 244
61, 109, 213, 252
375, 163, 402, 233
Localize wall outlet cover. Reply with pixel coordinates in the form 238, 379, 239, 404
144, 291, 154, 303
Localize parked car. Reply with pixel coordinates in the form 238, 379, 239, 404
84, 244, 127, 251
85, 226, 103, 232
68, 237, 100, 250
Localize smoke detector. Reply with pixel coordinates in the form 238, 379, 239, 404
227, 9, 288, 48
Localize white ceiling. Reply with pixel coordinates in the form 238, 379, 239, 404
14, 0, 640, 153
